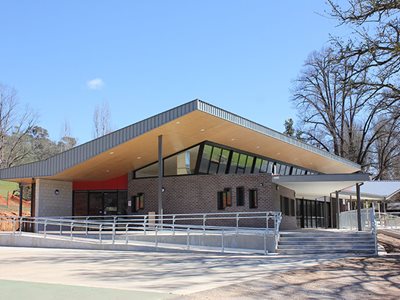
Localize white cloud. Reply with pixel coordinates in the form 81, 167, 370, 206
87, 78, 104, 90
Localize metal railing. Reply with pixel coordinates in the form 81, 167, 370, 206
339, 207, 377, 255
0, 211, 282, 254
376, 213, 400, 229
339, 208, 375, 231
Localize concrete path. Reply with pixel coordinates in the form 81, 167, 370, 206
0, 279, 171, 300
0, 246, 353, 298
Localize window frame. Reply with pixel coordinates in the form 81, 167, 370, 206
236, 186, 245, 206
249, 189, 258, 209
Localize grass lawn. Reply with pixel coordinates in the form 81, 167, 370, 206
0, 180, 18, 198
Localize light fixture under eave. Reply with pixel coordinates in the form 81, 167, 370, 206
137, 156, 142, 160
176, 121, 181, 125
109, 151, 115, 155
200, 128, 205, 132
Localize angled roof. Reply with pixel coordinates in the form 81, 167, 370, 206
272, 173, 370, 199
341, 181, 400, 201
0, 100, 361, 182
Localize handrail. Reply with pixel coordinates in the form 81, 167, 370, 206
0, 211, 282, 254
375, 212, 400, 229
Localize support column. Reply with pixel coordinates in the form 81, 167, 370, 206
18, 183, 23, 217
31, 180, 36, 218
330, 193, 334, 228
157, 135, 164, 224
324, 196, 328, 229
336, 190, 340, 229
348, 195, 352, 211
356, 183, 363, 231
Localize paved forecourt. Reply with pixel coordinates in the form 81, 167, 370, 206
0, 246, 350, 298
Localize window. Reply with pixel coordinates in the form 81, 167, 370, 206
104, 192, 118, 215
245, 156, 254, 174
217, 191, 225, 210
218, 149, 230, 174
236, 187, 245, 206
229, 152, 239, 174
164, 145, 200, 176
199, 144, 213, 173
209, 147, 222, 174
225, 188, 232, 206
254, 158, 262, 173
273, 163, 279, 175
135, 162, 158, 178
117, 191, 128, 215
132, 193, 145, 212
284, 197, 290, 215
236, 153, 247, 174
217, 188, 232, 209
73, 192, 88, 216
267, 161, 273, 173
279, 196, 295, 216
133, 141, 318, 178
285, 166, 291, 175
249, 189, 258, 209
290, 199, 295, 216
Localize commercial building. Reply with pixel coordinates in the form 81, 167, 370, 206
0, 100, 372, 230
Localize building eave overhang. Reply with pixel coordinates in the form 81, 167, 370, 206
0, 100, 361, 182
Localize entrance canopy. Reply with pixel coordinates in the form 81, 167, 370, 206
272, 173, 370, 199
341, 181, 400, 201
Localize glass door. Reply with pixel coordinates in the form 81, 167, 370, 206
88, 192, 103, 215
104, 192, 118, 215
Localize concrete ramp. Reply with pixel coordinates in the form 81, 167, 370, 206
0, 231, 277, 254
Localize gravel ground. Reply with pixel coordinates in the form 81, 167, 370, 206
176, 254, 400, 300
378, 233, 400, 253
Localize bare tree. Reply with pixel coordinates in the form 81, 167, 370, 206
93, 101, 112, 138
327, 0, 400, 101
292, 48, 400, 176
0, 84, 37, 168
372, 116, 400, 179
58, 119, 77, 152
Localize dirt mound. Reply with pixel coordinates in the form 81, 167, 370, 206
0, 195, 6, 206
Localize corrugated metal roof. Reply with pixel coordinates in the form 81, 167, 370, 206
0, 99, 361, 180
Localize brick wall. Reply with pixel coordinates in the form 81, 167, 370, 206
272, 184, 297, 230
129, 173, 297, 229
35, 179, 72, 217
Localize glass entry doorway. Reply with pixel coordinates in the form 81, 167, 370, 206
88, 192, 103, 215
73, 190, 128, 216
296, 198, 331, 228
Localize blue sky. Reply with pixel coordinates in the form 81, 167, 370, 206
0, 1, 346, 143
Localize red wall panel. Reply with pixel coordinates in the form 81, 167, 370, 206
73, 175, 128, 191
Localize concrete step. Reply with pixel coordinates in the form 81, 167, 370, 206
278, 249, 375, 255
280, 233, 372, 238
278, 244, 375, 250
277, 231, 376, 256
279, 236, 374, 240
278, 239, 374, 244
278, 241, 374, 246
